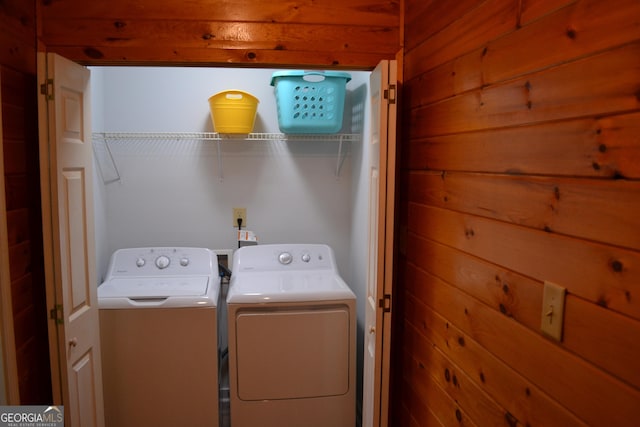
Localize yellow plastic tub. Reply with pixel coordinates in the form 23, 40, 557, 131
208, 90, 259, 134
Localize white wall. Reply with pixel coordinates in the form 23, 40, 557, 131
90, 67, 111, 285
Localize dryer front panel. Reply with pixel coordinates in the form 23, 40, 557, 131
235, 306, 351, 401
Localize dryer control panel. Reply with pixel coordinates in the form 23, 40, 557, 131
233, 244, 337, 273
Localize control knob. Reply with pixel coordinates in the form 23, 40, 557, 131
301, 253, 311, 263
180, 257, 190, 267
155, 255, 170, 269
135, 257, 146, 267
278, 252, 293, 265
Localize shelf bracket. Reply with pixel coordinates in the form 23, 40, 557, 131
335, 134, 346, 177
217, 140, 223, 181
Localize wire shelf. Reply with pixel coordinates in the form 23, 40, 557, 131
91, 132, 358, 180
92, 132, 361, 142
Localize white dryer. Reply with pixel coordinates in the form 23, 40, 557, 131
227, 244, 356, 427
98, 247, 220, 427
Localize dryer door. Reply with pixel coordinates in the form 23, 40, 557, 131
235, 306, 351, 400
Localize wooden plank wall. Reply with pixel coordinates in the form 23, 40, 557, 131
0, 0, 52, 404
397, 0, 640, 425
36, 0, 400, 68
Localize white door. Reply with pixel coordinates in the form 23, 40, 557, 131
363, 60, 397, 427
37, 52, 104, 427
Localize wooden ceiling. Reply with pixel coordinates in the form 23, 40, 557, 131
37, 0, 401, 69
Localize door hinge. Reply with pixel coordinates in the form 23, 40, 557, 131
40, 79, 54, 100
383, 84, 396, 104
379, 294, 392, 313
49, 304, 63, 324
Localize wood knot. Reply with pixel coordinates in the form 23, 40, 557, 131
246, 51, 257, 60
113, 20, 126, 29
83, 47, 104, 59
202, 33, 214, 40
455, 408, 463, 422
457, 336, 465, 346
566, 28, 577, 39
452, 374, 459, 387
613, 170, 626, 179
479, 371, 485, 383
505, 411, 518, 427
611, 259, 624, 272
444, 368, 451, 382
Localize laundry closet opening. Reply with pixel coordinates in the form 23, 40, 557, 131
89, 65, 374, 423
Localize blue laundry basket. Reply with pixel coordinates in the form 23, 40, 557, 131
270, 70, 352, 134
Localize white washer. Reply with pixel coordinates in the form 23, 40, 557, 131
227, 244, 356, 427
98, 247, 219, 427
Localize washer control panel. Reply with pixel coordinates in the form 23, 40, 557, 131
107, 247, 215, 277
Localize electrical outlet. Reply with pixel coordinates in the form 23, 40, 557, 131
540, 281, 566, 342
233, 208, 247, 227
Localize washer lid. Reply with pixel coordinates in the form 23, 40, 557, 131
227, 272, 355, 303
98, 276, 216, 308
